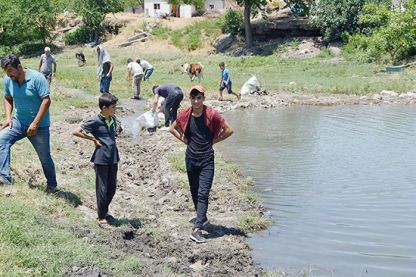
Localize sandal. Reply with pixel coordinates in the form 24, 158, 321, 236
97, 218, 109, 227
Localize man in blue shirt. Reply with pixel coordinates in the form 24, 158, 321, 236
0, 54, 57, 192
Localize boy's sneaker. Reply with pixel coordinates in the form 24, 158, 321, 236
190, 229, 206, 243
45, 186, 57, 194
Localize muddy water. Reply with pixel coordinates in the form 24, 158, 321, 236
117, 98, 147, 138
216, 106, 416, 277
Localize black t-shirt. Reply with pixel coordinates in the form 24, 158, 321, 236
185, 113, 214, 160
80, 115, 119, 165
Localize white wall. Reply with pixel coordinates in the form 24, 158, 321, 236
144, 0, 172, 17
204, 0, 225, 11
180, 5, 195, 18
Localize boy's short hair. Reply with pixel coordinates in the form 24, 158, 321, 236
152, 85, 159, 94
219, 62, 225, 67
1, 54, 21, 70
99, 93, 118, 110
127, 58, 133, 64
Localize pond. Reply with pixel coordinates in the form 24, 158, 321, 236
216, 105, 416, 277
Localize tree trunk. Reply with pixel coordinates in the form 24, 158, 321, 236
244, 2, 253, 48
94, 27, 100, 44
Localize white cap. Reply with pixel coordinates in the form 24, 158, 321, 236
44, 47, 51, 52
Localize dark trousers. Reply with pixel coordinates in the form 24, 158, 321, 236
94, 163, 118, 219
164, 90, 184, 127
186, 156, 215, 228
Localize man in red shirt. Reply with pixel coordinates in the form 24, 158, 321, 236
170, 85, 234, 243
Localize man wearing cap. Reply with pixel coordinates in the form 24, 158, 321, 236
0, 54, 58, 192
38, 47, 57, 85
152, 83, 184, 130
170, 85, 234, 243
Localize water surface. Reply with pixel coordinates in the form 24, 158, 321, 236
216, 105, 416, 277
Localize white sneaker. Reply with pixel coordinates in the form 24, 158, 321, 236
159, 126, 169, 131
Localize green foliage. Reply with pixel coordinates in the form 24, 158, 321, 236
64, 26, 97, 45
310, 0, 366, 42
153, 18, 222, 51
71, 0, 124, 42
345, 1, 416, 64
0, 0, 59, 46
358, 3, 390, 34
222, 9, 243, 37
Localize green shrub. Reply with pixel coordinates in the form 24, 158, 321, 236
64, 26, 96, 45
222, 9, 243, 37
311, 0, 366, 42
345, 2, 416, 64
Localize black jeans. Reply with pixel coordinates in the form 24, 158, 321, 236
186, 156, 215, 228
94, 163, 118, 219
164, 89, 184, 127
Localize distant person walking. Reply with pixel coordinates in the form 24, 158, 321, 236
97, 46, 113, 93
0, 54, 58, 192
137, 58, 154, 81
38, 47, 57, 85
127, 58, 144, 100
218, 62, 240, 101
72, 93, 120, 226
152, 84, 184, 129
170, 85, 234, 243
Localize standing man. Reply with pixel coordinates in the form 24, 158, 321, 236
170, 85, 234, 243
0, 54, 57, 192
152, 84, 184, 130
127, 58, 144, 100
97, 46, 113, 93
38, 47, 57, 85
137, 58, 154, 81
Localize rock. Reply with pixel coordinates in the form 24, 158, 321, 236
406, 91, 416, 98
380, 90, 396, 97
359, 96, 368, 100
4, 189, 17, 196
213, 34, 234, 52
289, 81, 297, 86
328, 46, 342, 56
372, 94, 382, 100
166, 256, 178, 264
189, 260, 209, 271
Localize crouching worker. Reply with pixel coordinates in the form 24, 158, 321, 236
72, 93, 120, 226
169, 85, 234, 243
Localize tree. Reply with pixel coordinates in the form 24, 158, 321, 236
71, 0, 125, 43
235, 0, 267, 48
0, 0, 58, 46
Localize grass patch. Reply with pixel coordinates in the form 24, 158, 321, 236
0, 184, 141, 276
153, 18, 222, 51
239, 213, 270, 233
167, 152, 186, 173
244, 192, 259, 204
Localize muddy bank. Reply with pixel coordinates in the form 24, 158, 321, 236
23, 103, 265, 276
205, 90, 416, 113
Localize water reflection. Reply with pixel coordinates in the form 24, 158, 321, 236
216, 105, 416, 277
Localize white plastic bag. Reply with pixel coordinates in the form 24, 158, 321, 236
136, 111, 159, 129
240, 75, 260, 96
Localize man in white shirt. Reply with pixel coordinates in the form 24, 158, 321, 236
127, 58, 144, 99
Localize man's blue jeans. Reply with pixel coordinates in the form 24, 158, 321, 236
0, 118, 57, 187
144, 68, 154, 81
100, 75, 112, 93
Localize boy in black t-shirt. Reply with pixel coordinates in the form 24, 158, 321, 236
72, 93, 120, 226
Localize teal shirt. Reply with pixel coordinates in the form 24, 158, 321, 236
3, 69, 50, 127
